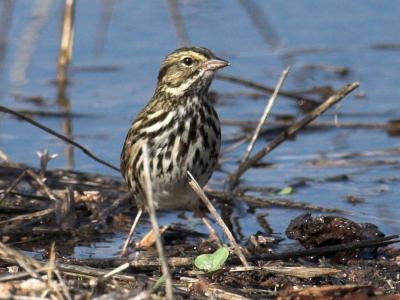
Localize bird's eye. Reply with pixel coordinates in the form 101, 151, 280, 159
182, 57, 193, 66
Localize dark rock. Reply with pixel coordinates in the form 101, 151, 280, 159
285, 213, 385, 260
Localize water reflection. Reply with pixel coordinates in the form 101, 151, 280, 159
0, 0, 13, 99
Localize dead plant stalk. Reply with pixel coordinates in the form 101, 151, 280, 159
57, 0, 75, 85
142, 143, 174, 300
0, 169, 27, 204
216, 73, 320, 106
0, 105, 120, 172
240, 66, 290, 164
187, 171, 249, 267
228, 81, 360, 189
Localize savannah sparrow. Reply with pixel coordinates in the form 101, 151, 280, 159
121, 47, 229, 212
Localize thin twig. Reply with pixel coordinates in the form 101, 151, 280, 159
103, 262, 130, 279
26, 169, 59, 202
216, 74, 320, 106
54, 269, 73, 300
0, 242, 42, 279
98, 193, 131, 223
75, 256, 194, 271
201, 217, 223, 247
58, 263, 138, 281
221, 119, 389, 131
240, 67, 289, 164
187, 171, 249, 267
0, 105, 119, 172
206, 189, 347, 214
121, 208, 143, 256
221, 135, 250, 155
142, 144, 174, 300
228, 82, 360, 189
47, 242, 55, 287
0, 169, 27, 204
239, 194, 347, 214
0, 208, 55, 227
230, 265, 339, 278
5, 108, 94, 118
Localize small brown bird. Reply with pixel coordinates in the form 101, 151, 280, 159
120, 47, 229, 249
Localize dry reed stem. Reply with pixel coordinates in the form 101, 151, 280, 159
217, 74, 320, 106
0, 105, 120, 172
187, 171, 249, 267
0, 242, 41, 278
26, 169, 59, 202
0, 208, 55, 227
230, 265, 339, 278
57, 0, 75, 85
0, 242, 138, 287
47, 242, 55, 287
201, 217, 223, 247
58, 93, 74, 170
0, 272, 30, 283
103, 262, 130, 279
128, 256, 193, 270
0, 169, 27, 204
240, 67, 290, 164
57, 0, 75, 171
221, 119, 389, 131
228, 81, 360, 189
59, 264, 138, 281
121, 208, 143, 256
221, 136, 250, 155
206, 285, 252, 300
206, 188, 347, 213
142, 143, 174, 300
137, 225, 169, 249
54, 269, 73, 300
239, 194, 347, 213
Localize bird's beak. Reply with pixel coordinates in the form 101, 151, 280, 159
204, 58, 230, 71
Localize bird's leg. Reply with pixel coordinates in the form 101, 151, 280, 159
121, 208, 143, 257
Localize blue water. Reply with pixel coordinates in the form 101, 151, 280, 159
0, 0, 399, 257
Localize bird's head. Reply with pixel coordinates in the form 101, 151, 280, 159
157, 47, 229, 96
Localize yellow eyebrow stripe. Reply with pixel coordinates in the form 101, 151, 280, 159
174, 51, 207, 61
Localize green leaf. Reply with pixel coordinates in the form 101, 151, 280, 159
279, 186, 293, 195
194, 247, 229, 272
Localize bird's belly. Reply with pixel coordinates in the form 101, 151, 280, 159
150, 144, 216, 210
154, 184, 200, 210
149, 127, 219, 210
